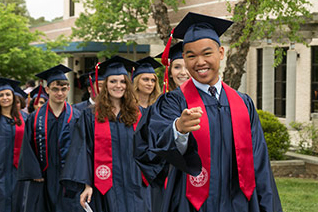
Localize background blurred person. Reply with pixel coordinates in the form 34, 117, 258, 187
133, 56, 162, 108
0, 78, 27, 212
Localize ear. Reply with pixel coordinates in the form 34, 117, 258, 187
219, 46, 225, 60
87, 86, 92, 94
45, 86, 49, 94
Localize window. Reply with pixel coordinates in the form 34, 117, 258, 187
70, 0, 75, 17
256, 49, 263, 110
274, 48, 288, 117
311, 46, 318, 113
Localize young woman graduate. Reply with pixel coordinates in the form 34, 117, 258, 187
0, 78, 27, 212
134, 12, 282, 212
156, 42, 190, 92
61, 56, 151, 212
133, 56, 162, 108
27, 85, 48, 114
17, 65, 82, 212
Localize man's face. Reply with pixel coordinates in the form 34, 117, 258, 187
45, 81, 70, 104
183, 38, 224, 86
88, 80, 104, 100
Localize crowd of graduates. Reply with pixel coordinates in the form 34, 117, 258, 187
0, 12, 283, 212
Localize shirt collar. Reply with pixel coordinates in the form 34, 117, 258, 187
89, 97, 95, 105
192, 77, 222, 100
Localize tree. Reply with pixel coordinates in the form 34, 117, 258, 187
0, 0, 28, 16
0, 3, 67, 83
72, 0, 183, 57
223, 0, 312, 89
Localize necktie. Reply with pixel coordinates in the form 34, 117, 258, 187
209, 86, 216, 98
209, 86, 217, 97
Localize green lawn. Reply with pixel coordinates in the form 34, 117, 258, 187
276, 178, 318, 212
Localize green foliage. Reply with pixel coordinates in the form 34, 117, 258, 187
0, 3, 67, 83
290, 121, 318, 156
72, 0, 151, 58
226, 0, 312, 67
276, 178, 318, 212
0, 0, 28, 16
257, 110, 290, 160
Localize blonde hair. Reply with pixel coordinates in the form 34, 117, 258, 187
133, 73, 161, 106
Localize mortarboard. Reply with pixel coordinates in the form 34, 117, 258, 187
35, 64, 72, 85
132, 56, 162, 80
156, 41, 183, 63
30, 85, 48, 100
98, 56, 137, 79
14, 86, 27, 99
173, 12, 233, 46
0, 77, 20, 92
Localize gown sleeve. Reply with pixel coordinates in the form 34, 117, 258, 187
60, 108, 94, 192
241, 93, 282, 211
134, 90, 202, 183
18, 113, 43, 180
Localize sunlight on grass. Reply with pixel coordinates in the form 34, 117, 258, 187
276, 178, 318, 212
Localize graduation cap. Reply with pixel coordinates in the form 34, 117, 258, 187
0, 77, 20, 92
14, 86, 27, 99
30, 85, 48, 100
132, 56, 162, 80
98, 56, 137, 79
35, 64, 72, 85
173, 12, 233, 46
155, 41, 183, 63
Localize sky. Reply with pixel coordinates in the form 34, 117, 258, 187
25, 0, 64, 21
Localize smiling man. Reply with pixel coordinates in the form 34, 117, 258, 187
134, 12, 282, 212
18, 64, 82, 212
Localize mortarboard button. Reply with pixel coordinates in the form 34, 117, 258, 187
98, 56, 137, 79
35, 64, 72, 85
173, 12, 233, 46
132, 56, 162, 80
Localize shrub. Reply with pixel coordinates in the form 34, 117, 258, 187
257, 110, 290, 160
289, 121, 318, 156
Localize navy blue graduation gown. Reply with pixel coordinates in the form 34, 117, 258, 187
17, 103, 81, 212
73, 100, 92, 112
134, 87, 282, 212
0, 112, 27, 212
61, 107, 150, 212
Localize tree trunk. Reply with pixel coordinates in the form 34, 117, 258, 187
151, 0, 172, 45
223, 0, 259, 90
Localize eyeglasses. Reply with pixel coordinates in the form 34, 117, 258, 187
49, 87, 68, 93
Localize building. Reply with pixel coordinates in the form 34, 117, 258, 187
32, 0, 318, 130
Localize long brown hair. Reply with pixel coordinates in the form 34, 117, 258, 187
95, 75, 139, 126
0, 90, 22, 126
168, 64, 177, 91
133, 73, 161, 106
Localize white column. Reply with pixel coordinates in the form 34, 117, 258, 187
262, 46, 275, 113
286, 49, 297, 128
66, 57, 74, 104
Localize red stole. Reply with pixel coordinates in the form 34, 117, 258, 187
180, 79, 255, 211
94, 110, 142, 195
13, 112, 25, 168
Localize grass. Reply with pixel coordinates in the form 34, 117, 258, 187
275, 178, 318, 212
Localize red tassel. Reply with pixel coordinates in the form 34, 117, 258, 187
34, 83, 43, 106
161, 28, 175, 66
95, 62, 101, 94
89, 75, 96, 98
162, 66, 169, 93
